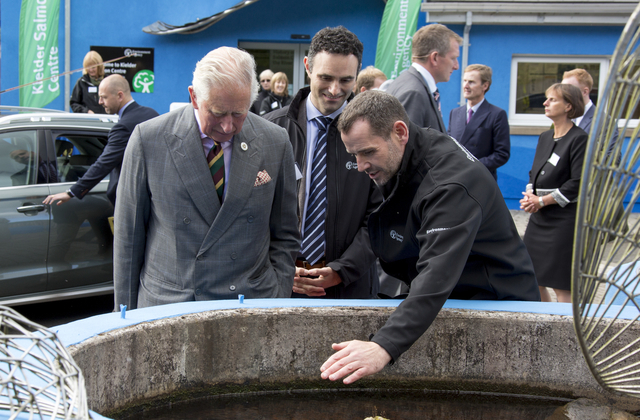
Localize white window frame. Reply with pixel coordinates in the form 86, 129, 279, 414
509, 55, 611, 127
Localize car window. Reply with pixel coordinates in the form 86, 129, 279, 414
0, 130, 55, 187
53, 133, 108, 183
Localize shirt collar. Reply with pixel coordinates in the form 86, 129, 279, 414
467, 98, 485, 113
584, 100, 593, 113
306, 96, 346, 122
193, 108, 207, 139
118, 100, 134, 118
412, 62, 437, 94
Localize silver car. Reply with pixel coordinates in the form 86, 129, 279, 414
0, 107, 117, 305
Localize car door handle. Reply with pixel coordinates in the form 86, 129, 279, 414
17, 204, 46, 213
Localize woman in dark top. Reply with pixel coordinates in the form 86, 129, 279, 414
520, 83, 587, 302
70, 51, 105, 114
259, 72, 291, 116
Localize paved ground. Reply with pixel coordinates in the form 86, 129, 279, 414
510, 209, 531, 238
511, 209, 640, 303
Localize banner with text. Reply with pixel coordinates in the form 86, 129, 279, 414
374, 0, 421, 81
19, 0, 61, 107
91, 46, 155, 93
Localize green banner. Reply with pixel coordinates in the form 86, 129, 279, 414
19, 0, 61, 107
374, 0, 421, 80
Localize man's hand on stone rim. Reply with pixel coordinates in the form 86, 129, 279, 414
320, 340, 391, 384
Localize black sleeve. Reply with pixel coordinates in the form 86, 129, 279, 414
70, 122, 131, 198
371, 184, 483, 361
70, 79, 88, 113
557, 129, 588, 202
326, 180, 383, 286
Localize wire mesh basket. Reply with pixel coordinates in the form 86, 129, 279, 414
0, 305, 89, 419
573, 2, 640, 399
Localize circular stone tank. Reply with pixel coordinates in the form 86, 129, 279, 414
54, 299, 640, 417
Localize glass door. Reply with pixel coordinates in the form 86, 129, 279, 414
239, 42, 310, 96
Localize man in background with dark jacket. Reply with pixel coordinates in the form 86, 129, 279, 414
44, 74, 159, 206
266, 26, 382, 299
250, 69, 273, 114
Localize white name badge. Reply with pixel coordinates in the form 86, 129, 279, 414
548, 153, 560, 166
271, 101, 278, 109
88, 86, 97, 93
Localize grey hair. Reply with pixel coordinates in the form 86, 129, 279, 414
191, 47, 259, 108
259, 69, 274, 81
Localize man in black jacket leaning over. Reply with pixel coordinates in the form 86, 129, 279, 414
44, 74, 159, 206
320, 90, 539, 383
266, 27, 382, 299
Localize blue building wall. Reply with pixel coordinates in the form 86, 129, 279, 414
443, 24, 625, 208
1, 1, 627, 209
1, 0, 387, 113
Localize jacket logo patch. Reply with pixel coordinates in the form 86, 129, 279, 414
346, 161, 358, 170
390, 230, 404, 242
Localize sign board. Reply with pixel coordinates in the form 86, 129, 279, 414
19, 0, 61, 107
90, 46, 155, 93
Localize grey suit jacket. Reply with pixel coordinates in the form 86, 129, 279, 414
114, 105, 300, 309
386, 66, 446, 133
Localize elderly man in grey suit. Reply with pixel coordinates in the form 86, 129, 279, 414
114, 47, 300, 310
386, 24, 462, 133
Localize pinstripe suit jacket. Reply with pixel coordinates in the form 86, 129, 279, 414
114, 105, 299, 309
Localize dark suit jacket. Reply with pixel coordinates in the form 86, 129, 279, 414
386, 66, 446, 133
579, 103, 619, 154
579, 103, 596, 134
70, 101, 159, 204
448, 99, 510, 179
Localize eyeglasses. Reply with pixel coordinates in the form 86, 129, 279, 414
261, 79, 271, 83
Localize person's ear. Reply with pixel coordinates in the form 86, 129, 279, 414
393, 121, 409, 146
429, 51, 439, 66
188, 87, 198, 109
304, 57, 312, 78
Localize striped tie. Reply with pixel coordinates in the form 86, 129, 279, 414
300, 116, 332, 265
207, 142, 224, 202
433, 88, 441, 113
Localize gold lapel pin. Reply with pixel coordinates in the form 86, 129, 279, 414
241, 142, 248, 151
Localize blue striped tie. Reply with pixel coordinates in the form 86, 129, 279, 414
301, 116, 332, 265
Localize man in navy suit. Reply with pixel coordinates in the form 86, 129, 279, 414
562, 68, 619, 146
44, 74, 159, 206
386, 24, 462, 133
448, 65, 510, 180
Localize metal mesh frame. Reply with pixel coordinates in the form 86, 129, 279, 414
573, 3, 640, 398
0, 305, 89, 419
